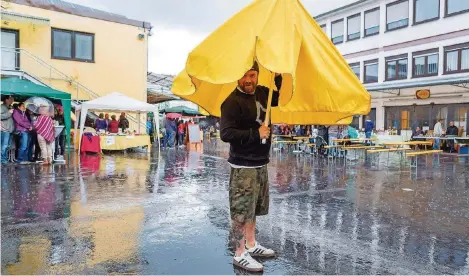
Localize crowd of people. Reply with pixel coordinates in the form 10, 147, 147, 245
162, 118, 194, 148
272, 123, 361, 144
413, 119, 461, 152
85, 112, 130, 134
1, 95, 64, 165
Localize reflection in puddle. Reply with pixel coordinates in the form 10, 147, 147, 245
2, 143, 469, 274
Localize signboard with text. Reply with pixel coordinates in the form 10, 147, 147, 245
416, 89, 430, 99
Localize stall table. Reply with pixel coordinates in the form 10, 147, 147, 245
100, 135, 151, 151
412, 136, 469, 154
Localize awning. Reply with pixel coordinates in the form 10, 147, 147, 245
1, 11, 50, 26
160, 105, 201, 116
366, 75, 469, 92
0, 78, 71, 154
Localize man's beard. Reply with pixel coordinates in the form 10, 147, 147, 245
241, 82, 257, 94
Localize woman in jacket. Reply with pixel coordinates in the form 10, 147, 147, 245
118, 113, 129, 132
95, 113, 107, 133
12, 102, 32, 163
108, 115, 119, 134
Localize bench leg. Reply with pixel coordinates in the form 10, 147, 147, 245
410, 155, 418, 169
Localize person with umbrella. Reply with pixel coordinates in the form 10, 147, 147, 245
220, 61, 280, 272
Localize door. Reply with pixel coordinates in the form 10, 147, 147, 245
1, 29, 19, 70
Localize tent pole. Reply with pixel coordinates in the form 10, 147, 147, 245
74, 109, 80, 149
138, 112, 141, 134
155, 106, 160, 150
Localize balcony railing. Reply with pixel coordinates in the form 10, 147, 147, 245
1, 47, 146, 129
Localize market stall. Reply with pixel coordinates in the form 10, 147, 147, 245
75, 92, 159, 153
0, 78, 72, 157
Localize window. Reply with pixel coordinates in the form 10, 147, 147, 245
52, 28, 94, 62
444, 42, 469, 74
414, 0, 439, 24
413, 49, 439, 77
320, 24, 327, 34
347, 14, 361, 41
364, 59, 378, 83
386, 54, 408, 80
386, 0, 409, 31
445, 0, 469, 16
349, 63, 360, 79
331, 19, 344, 44
364, 8, 380, 36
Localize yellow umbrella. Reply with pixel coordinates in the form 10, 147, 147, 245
174, 68, 354, 125
172, 0, 370, 124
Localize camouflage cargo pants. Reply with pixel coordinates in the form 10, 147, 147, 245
229, 166, 269, 224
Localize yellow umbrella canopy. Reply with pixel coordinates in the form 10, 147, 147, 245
172, 0, 370, 124
174, 68, 354, 125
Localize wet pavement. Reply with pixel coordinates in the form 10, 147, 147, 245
1, 141, 469, 275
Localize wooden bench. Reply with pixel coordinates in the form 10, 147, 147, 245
342, 145, 383, 150
324, 145, 341, 149
273, 141, 297, 144
407, 150, 443, 168
406, 150, 443, 157
367, 148, 411, 153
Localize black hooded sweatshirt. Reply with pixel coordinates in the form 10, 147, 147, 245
220, 75, 282, 167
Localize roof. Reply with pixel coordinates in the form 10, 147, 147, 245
0, 10, 50, 25
314, 0, 370, 20
147, 90, 179, 104
147, 73, 174, 94
10, 0, 151, 29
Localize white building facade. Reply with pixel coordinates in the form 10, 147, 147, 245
315, 0, 469, 136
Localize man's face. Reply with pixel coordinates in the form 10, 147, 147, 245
416, 127, 420, 132
6, 96, 13, 106
238, 70, 258, 94
450, 121, 454, 126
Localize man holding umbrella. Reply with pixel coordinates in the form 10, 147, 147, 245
220, 61, 281, 272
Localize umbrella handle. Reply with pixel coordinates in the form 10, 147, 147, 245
262, 71, 276, 145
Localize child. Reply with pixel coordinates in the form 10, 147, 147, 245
34, 106, 55, 164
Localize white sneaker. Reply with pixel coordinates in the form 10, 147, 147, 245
233, 251, 263, 272
246, 242, 276, 257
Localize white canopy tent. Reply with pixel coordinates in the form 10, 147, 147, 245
75, 92, 160, 151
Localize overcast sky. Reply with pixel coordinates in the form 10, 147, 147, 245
67, 0, 356, 74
